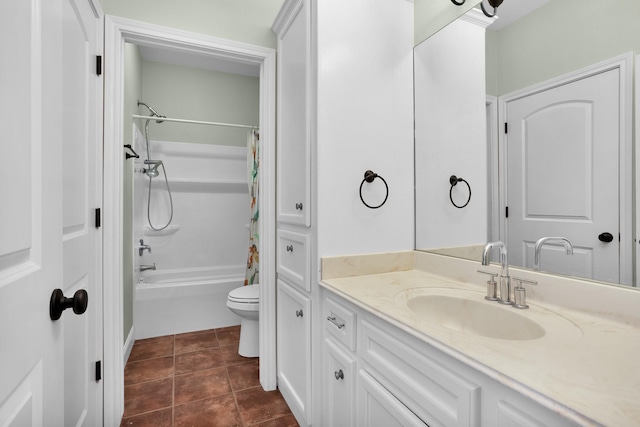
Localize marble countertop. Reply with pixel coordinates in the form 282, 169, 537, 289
320, 253, 640, 427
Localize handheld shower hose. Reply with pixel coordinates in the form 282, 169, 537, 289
137, 101, 174, 231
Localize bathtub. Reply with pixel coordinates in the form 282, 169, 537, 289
134, 265, 245, 339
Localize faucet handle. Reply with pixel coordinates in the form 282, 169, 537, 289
477, 270, 499, 301
511, 277, 537, 309
138, 239, 151, 256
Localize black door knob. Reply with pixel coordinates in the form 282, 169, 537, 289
50, 288, 88, 321
598, 232, 614, 243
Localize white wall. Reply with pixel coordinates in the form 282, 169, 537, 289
487, 0, 640, 97
122, 43, 142, 342
414, 10, 491, 250
316, 0, 415, 257
139, 60, 259, 146
100, 0, 285, 49
134, 138, 249, 274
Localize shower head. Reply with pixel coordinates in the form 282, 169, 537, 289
137, 101, 166, 123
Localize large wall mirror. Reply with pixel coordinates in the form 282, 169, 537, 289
414, 0, 640, 288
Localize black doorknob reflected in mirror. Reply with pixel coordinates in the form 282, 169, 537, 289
50, 288, 88, 321
598, 232, 614, 243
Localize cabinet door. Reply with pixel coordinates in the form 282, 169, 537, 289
361, 318, 480, 427
358, 370, 429, 427
323, 338, 356, 427
275, 0, 311, 226
277, 279, 311, 424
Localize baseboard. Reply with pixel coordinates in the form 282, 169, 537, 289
123, 326, 135, 365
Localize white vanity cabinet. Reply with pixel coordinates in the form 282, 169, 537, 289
277, 279, 312, 423
277, 229, 311, 293
273, 0, 311, 227
273, 0, 315, 424
358, 370, 429, 427
321, 289, 580, 427
322, 295, 358, 427
323, 338, 357, 427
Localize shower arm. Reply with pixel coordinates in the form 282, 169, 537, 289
137, 101, 165, 123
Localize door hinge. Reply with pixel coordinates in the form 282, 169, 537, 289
504, 123, 508, 134
505, 206, 509, 218
95, 360, 102, 382
95, 208, 101, 228
96, 55, 102, 76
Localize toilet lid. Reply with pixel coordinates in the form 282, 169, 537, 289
228, 285, 259, 302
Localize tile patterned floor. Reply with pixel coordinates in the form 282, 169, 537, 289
120, 326, 299, 427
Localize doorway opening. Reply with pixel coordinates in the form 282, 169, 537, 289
103, 17, 277, 424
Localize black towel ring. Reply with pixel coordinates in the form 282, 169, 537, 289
359, 170, 388, 209
449, 175, 471, 209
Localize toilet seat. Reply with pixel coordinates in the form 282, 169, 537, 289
228, 285, 259, 304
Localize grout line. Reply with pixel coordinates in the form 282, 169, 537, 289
227, 365, 246, 427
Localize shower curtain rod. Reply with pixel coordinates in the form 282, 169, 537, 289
132, 114, 258, 130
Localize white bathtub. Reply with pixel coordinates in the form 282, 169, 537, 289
134, 265, 244, 339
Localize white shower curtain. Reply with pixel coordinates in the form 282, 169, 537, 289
244, 130, 260, 285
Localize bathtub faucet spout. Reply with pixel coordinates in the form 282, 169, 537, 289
140, 263, 156, 272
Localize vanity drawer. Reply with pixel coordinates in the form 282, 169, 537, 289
361, 318, 480, 427
324, 295, 357, 351
277, 229, 310, 292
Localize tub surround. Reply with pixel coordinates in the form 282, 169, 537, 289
320, 251, 640, 426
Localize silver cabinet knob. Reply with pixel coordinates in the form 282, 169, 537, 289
334, 369, 344, 380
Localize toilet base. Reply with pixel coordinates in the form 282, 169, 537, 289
238, 318, 259, 357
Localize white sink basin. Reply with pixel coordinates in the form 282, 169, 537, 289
394, 287, 582, 342
406, 294, 545, 341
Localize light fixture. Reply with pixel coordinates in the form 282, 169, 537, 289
450, 0, 504, 18
480, 0, 503, 18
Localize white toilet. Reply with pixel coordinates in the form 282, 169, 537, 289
226, 285, 260, 357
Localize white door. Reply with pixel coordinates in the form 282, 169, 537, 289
505, 68, 620, 283
0, 0, 103, 425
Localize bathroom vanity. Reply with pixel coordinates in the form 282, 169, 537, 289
320, 251, 640, 426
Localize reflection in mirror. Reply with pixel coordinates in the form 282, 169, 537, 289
414, 0, 640, 288
414, 0, 481, 46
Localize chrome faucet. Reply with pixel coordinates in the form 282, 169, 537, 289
534, 237, 574, 270
481, 241, 512, 305
140, 263, 156, 272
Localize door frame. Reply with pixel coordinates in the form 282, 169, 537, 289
102, 16, 277, 423
497, 52, 633, 285
486, 95, 499, 243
